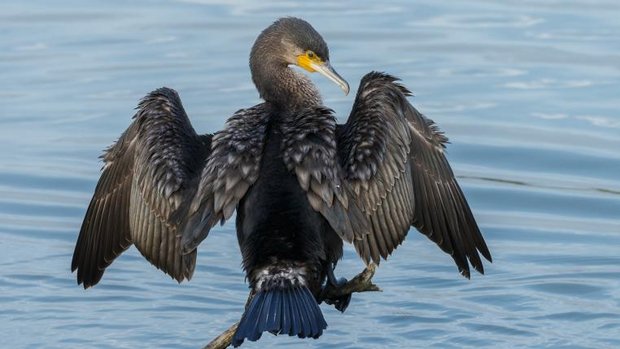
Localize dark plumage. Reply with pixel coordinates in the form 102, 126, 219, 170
71, 17, 491, 346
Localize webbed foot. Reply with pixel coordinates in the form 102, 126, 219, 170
321, 264, 352, 312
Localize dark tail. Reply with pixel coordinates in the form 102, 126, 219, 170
232, 286, 327, 347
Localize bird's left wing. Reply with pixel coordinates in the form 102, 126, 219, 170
180, 104, 271, 253
337, 72, 491, 278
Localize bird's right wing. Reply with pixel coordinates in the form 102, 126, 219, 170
180, 104, 271, 253
71, 88, 211, 288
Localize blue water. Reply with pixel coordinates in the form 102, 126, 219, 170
1, 1, 619, 348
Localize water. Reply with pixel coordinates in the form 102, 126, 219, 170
1, 0, 619, 348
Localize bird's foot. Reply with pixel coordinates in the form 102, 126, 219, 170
321, 264, 352, 312
322, 276, 352, 312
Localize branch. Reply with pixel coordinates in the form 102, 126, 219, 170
203, 322, 239, 349
202, 264, 380, 349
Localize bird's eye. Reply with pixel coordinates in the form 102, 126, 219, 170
306, 50, 316, 59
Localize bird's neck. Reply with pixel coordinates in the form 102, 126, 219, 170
252, 63, 322, 110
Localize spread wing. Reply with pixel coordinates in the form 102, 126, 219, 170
71, 88, 211, 288
337, 72, 492, 278
180, 104, 271, 253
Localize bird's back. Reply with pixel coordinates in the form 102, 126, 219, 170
232, 111, 335, 346
235, 113, 338, 291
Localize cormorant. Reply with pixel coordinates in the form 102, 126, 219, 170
71, 17, 492, 347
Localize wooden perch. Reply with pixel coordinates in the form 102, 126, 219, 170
203, 323, 240, 349
202, 264, 380, 349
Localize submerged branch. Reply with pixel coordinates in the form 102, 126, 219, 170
202, 264, 381, 349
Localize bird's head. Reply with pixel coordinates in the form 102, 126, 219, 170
250, 17, 350, 98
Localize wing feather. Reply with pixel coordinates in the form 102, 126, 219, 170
71, 88, 210, 288
338, 72, 491, 277
180, 104, 271, 253
71, 121, 136, 287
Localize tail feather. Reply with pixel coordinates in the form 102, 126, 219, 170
259, 291, 274, 333
288, 289, 300, 335
299, 287, 319, 336
297, 289, 312, 337
233, 286, 327, 347
267, 290, 281, 332
244, 291, 265, 342
293, 289, 308, 337
248, 292, 267, 342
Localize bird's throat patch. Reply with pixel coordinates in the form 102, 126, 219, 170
297, 52, 322, 72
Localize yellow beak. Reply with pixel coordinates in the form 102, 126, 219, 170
297, 55, 350, 95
